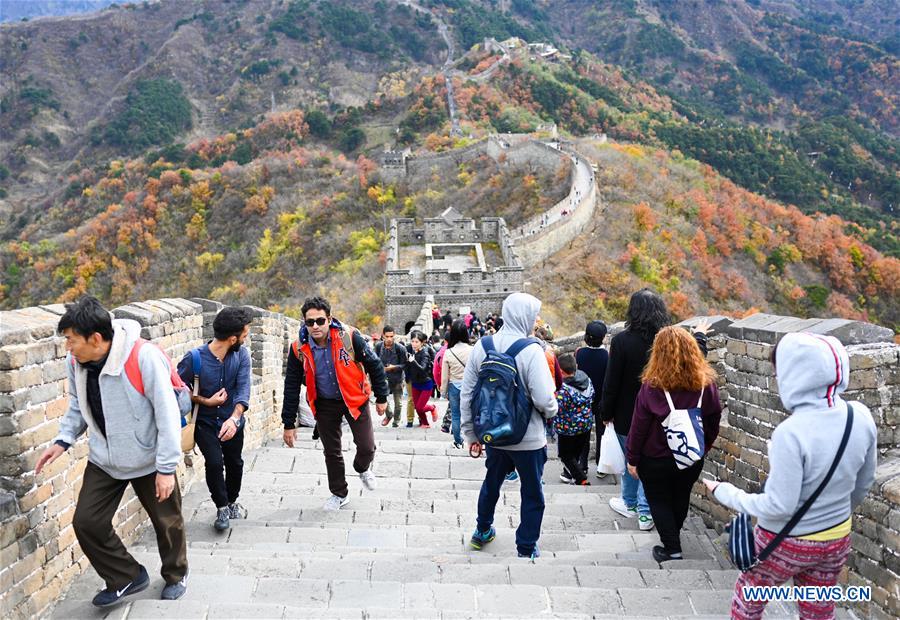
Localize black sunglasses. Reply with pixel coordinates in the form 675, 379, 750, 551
305, 317, 328, 327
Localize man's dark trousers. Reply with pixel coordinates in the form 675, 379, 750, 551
316, 398, 376, 498
194, 419, 245, 508
73, 461, 188, 589
476, 446, 547, 555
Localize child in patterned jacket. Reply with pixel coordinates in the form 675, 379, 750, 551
554, 354, 595, 485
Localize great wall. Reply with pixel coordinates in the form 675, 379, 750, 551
1, 292, 898, 618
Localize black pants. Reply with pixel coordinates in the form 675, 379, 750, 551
73, 462, 188, 589
194, 419, 245, 508
558, 433, 590, 483
316, 398, 376, 498
638, 456, 704, 554
593, 411, 605, 464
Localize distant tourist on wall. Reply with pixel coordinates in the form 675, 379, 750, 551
575, 320, 608, 480
406, 330, 437, 427
706, 332, 877, 620
441, 319, 473, 448
374, 325, 407, 428
35, 296, 189, 606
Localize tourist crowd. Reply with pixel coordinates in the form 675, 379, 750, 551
35, 290, 877, 619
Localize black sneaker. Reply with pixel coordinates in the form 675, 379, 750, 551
652, 545, 683, 562
228, 502, 247, 520
214, 506, 230, 531
91, 565, 149, 608
161, 570, 188, 601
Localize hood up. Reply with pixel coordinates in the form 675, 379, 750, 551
776, 332, 850, 414
499, 293, 541, 337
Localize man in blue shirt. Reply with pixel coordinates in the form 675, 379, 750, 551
177, 306, 252, 532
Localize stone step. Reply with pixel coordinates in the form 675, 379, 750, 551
52, 577, 805, 619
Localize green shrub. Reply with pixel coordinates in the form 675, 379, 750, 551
103, 79, 192, 152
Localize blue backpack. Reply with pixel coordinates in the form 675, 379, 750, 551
472, 335, 541, 447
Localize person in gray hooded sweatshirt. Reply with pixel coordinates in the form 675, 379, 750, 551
461, 293, 558, 560
705, 332, 876, 620
35, 296, 188, 608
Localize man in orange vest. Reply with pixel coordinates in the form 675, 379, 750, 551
281, 296, 389, 511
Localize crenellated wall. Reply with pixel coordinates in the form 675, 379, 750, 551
0, 298, 297, 619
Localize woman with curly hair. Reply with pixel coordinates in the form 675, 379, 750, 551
602, 288, 710, 531
625, 325, 722, 562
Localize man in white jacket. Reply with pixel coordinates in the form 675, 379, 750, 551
460, 293, 558, 560
35, 297, 188, 608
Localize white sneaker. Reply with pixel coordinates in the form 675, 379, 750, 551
559, 472, 574, 484
359, 469, 377, 491
323, 495, 350, 511
638, 515, 655, 531
609, 496, 638, 519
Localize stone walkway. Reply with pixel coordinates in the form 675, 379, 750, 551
52, 400, 822, 619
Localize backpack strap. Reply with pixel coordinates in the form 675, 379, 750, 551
190, 348, 202, 377
481, 335, 495, 354
505, 337, 540, 359
697, 385, 705, 408
124, 339, 147, 396
339, 325, 356, 363
664, 390, 676, 411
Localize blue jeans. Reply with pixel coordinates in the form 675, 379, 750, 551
448, 383, 462, 445
476, 446, 547, 556
617, 433, 650, 517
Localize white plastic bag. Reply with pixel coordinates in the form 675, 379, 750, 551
598, 428, 626, 474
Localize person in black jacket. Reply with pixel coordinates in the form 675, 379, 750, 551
601, 289, 709, 531
574, 320, 608, 481
280, 297, 389, 512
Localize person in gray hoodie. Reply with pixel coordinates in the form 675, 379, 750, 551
461, 293, 558, 560
35, 297, 188, 608
705, 331, 877, 620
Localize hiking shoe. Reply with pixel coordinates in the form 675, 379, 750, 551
518, 545, 541, 562
381, 416, 392, 426
609, 497, 638, 519
227, 502, 247, 520
161, 571, 188, 601
505, 471, 519, 482
470, 526, 496, 550
323, 494, 350, 511
577, 479, 591, 486
92, 565, 149, 607
452, 441, 464, 449
392, 422, 399, 428
638, 515, 655, 531
214, 506, 230, 531
406, 422, 413, 428
594, 466, 608, 479
652, 545, 683, 562
559, 471, 574, 484
360, 468, 377, 491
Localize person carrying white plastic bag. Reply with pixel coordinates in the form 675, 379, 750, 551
597, 423, 625, 474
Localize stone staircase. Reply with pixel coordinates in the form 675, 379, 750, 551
52, 402, 812, 619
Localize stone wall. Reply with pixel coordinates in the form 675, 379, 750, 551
0, 298, 297, 619
511, 148, 599, 267
386, 216, 523, 327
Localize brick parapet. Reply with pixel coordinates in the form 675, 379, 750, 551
0, 298, 299, 619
